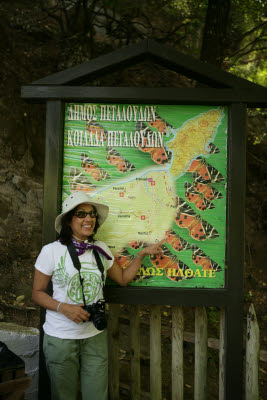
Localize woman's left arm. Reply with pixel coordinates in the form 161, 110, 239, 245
107, 240, 164, 286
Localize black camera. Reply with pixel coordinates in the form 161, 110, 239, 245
83, 299, 107, 331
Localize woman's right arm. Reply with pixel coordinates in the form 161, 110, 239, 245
32, 269, 89, 324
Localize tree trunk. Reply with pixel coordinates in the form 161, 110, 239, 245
200, 0, 231, 67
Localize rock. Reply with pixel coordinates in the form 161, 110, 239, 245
16, 295, 25, 303
0, 322, 39, 400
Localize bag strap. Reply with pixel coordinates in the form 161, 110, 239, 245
92, 249, 105, 285
67, 242, 86, 305
67, 242, 105, 284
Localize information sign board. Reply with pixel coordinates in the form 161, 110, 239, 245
63, 103, 227, 288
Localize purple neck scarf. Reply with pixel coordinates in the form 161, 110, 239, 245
71, 237, 112, 260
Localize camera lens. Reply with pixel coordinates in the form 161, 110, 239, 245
93, 313, 107, 331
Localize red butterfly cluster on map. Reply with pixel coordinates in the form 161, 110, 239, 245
184, 182, 215, 211
187, 157, 224, 183
149, 245, 192, 282
86, 120, 108, 140
106, 147, 136, 173
81, 153, 110, 181
147, 112, 174, 135
69, 167, 96, 193
191, 245, 222, 271
192, 174, 223, 202
175, 196, 219, 241
136, 122, 172, 165
164, 229, 191, 252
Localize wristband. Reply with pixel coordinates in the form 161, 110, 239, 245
136, 253, 145, 261
57, 302, 63, 312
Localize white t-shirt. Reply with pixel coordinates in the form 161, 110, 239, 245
35, 240, 114, 339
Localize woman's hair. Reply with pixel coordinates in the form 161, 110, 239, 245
57, 205, 100, 245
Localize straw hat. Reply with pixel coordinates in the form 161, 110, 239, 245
55, 192, 109, 233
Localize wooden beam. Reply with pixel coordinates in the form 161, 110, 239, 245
30, 39, 263, 91
194, 307, 208, 400
21, 86, 267, 107
223, 103, 246, 399
146, 40, 260, 90
172, 306, 184, 400
32, 41, 149, 86
150, 306, 162, 400
130, 305, 141, 400
108, 304, 120, 400
105, 287, 231, 307
245, 304, 260, 400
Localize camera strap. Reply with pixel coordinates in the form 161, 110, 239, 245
67, 242, 105, 305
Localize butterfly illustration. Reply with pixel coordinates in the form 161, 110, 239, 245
165, 259, 193, 282
139, 144, 172, 164
192, 175, 223, 201
207, 143, 220, 154
175, 197, 219, 241
115, 248, 151, 282
136, 122, 172, 165
128, 240, 146, 250
187, 157, 224, 183
115, 248, 134, 269
147, 112, 174, 135
106, 147, 136, 173
69, 167, 97, 193
150, 245, 191, 282
184, 182, 215, 211
81, 153, 110, 181
86, 120, 108, 141
149, 244, 176, 269
164, 229, 191, 252
191, 245, 222, 272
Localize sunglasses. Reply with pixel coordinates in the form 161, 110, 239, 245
74, 210, 97, 219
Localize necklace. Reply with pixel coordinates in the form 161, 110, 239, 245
72, 234, 87, 243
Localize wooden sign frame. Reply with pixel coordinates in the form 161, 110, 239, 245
22, 40, 267, 399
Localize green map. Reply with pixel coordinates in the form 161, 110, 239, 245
62, 103, 227, 288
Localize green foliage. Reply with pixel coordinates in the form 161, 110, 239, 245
247, 109, 267, 145
226, 0, 267, 85
2, 0, 266, 88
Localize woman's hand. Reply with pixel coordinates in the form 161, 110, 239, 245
138, 239, 165, 258
107, 239, 165, 286
59, 303, 90, 324
32, 270, 91, 324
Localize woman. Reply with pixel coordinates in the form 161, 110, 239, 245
32, 191, 163, 400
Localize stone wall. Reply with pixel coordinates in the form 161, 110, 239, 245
0, 322, 39, 399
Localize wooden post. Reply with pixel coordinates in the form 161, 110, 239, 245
39, 100, 65, 400
219, 309, 225, 400
172, 306, 184, 400
150, 305, 162, 400
130, 304, 141, 400
246, 304, 259, 400
194, 307, 207, 400
108, 304, 120, 400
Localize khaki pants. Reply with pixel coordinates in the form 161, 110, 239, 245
43, 331, 108, 400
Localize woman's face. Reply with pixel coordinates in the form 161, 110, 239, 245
69, 203, 96, 241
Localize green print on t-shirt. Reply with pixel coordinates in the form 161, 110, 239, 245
54, 250, 69, 285
67, 270, 101, 304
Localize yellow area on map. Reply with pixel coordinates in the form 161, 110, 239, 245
167, 107, 223, 178
93, 171, 176, 253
